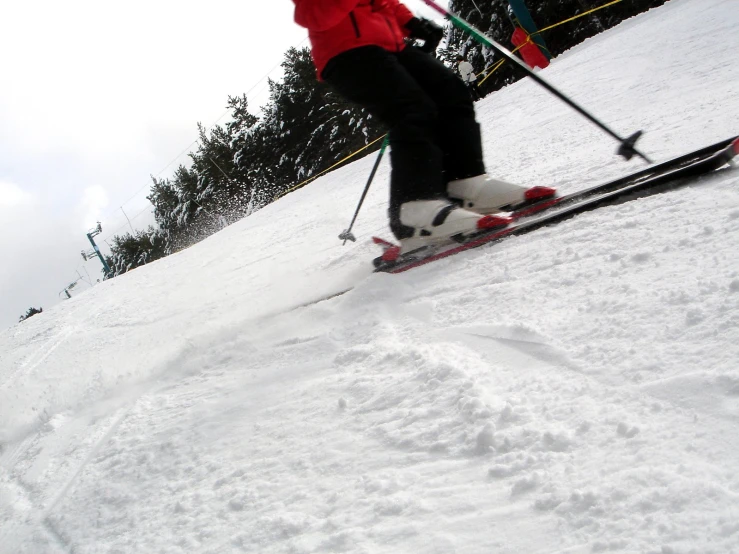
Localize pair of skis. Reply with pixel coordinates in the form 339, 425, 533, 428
372, 137, 739, 274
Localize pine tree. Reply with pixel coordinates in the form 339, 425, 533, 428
19, 307, 43, 322
104, 227, 167, 277
148, 176, 181, 252
225, 94, 269, 207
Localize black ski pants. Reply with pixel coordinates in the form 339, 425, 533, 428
322, 45, 485, 236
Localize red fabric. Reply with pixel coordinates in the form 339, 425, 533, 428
293, 0, 415, 77
511, 27, 550, 70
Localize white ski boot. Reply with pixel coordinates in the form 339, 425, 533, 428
447, 175, 555, 213
397, 199, 509, 253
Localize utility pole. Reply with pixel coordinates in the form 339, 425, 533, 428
121, 207, 135, 234
81, 222, 113, 279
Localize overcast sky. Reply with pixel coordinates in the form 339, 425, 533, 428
0, 0, 446, 330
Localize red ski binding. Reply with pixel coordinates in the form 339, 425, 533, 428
525, 185, 557, 201
372, 236, 401, 262
477, 214, 514, 229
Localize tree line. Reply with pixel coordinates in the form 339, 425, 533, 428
19, 307, 42, 323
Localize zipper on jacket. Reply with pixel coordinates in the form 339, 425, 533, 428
382, 16, 402, 51
349, 11, 361, 38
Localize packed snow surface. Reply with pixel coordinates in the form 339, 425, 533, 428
1, 0, 738, 552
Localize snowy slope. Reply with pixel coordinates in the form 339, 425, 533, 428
1, 0, 738, 552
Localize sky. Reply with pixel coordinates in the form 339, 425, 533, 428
0, 0, 449, 331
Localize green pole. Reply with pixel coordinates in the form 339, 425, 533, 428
87, 232, 113, 278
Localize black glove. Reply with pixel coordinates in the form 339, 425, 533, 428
406, 17, 444, 54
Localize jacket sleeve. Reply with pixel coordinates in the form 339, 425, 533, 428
293, 0, 361, 31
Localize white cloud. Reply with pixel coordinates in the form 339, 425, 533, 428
0, 181, 35, 208
77, 186, 110, 230
0, 0, 307, 158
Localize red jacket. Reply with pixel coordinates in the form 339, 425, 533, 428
293, 0, 415, 77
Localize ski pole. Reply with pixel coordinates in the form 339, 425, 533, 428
339, 136, 389, 245
419, 0, 653, 164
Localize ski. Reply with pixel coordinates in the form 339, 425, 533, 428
507, 136, 739, 218
374, 136, 739, 274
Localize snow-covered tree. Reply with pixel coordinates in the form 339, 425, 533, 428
18, 307, 42, 322
105, 228, 167, 277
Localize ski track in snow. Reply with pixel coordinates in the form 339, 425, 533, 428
2, 0, 739, 552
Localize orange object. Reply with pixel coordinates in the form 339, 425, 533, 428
511, 27, 550, 70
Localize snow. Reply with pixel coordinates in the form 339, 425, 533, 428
1, 0, 739, 552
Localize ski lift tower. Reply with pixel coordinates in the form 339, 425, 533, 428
59, 280, 79, 299
81, 222, 113, 279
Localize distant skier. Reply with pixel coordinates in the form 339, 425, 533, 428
456, 54, 481, 101
292, 0, 550, 252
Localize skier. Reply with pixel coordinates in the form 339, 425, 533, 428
292, 0, 549, 252
456, 53, 481, 101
